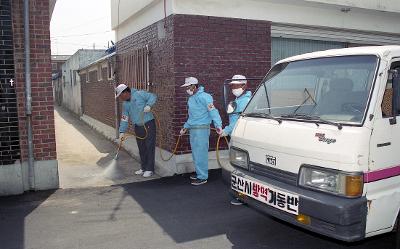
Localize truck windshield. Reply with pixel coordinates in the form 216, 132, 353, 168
244, 55, 378, 124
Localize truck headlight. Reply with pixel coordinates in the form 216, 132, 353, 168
229, 147, 249, 170
299, 166, 363, 197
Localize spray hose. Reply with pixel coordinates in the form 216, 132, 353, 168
119, 111, 230, 165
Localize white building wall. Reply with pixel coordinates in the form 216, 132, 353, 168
172, 0, 400, 35
61, 49, 105, 115
111, 0, 400, 43
304, 0, 400, 13
111, 0, 173, 41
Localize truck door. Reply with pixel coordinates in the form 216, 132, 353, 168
367, 60, 400, 235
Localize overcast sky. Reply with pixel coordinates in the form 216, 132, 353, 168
50, 0, 115, 55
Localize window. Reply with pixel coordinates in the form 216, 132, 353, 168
245, 55, 378, 124
381, 61, 400, 118
98, 65, 102, 81
88, 70, 98, 82
101, 63, 108, 81
80, 73, 87, 84
108, 61, 114, 80
101, 66, 108, 80
119, 46, 149, 90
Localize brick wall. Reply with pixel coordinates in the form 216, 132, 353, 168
81, 66, 116, 128
173, 15, 271, 153
11, 0, 56, 161
0, 0, 20, 165
116, 14, 271, 154
116, 16, 176, 151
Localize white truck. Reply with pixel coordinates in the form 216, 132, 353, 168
225, 46, 400, 243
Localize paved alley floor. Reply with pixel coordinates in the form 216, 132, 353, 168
0, 170, 395, 249
55, 106, 158, 189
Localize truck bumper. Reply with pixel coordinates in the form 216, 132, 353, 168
230, 169, 367, 242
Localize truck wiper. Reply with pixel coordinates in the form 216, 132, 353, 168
281, 113, 342, 130
243, 112, 282, 124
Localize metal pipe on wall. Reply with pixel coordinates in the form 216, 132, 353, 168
24, 0, 35, 190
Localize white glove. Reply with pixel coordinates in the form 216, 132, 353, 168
143, 106, 151, 112
120, 133, 126, 142
180, 128, 187, 135
216, 127, 223, 135
220, 130, 228, 137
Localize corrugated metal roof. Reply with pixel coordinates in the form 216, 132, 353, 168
276, 45, 400, 65
78, 52, 116, 71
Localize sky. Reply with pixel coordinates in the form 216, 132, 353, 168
50, 0, 115, 55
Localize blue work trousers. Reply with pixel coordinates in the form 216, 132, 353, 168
189, 127, 210, 180
135, 119, 156, 172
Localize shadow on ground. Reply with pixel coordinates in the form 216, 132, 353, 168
106, 169, 395, 249
0, 171, 396, 249
0, 190, 56, 249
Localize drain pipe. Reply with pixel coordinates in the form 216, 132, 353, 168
24, 0, 35, 190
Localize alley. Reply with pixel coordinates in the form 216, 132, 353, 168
55, 106, 158, 189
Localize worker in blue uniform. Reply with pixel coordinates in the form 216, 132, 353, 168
115, 84, 157, 178
180, 77, 223, 186
221, 75, 252, 204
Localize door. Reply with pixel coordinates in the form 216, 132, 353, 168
366, 59, 400, 235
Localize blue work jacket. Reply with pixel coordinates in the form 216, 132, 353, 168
183, 86, 222, 129
223, 91, 252, 135
119, 89, 157, 133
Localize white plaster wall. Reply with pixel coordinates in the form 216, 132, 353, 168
111, 0, 156, 29
112, 0, 173, 41
173, 0, 400, 34
304, 0, 400, 13
111, 0, 400, 42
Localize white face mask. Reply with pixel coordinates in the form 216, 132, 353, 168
186, 89, 194, 95
232, 88, 244, 97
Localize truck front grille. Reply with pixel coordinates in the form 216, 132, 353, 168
249, 161, 298, 186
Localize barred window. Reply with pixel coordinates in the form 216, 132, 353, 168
119, 46, 149, 90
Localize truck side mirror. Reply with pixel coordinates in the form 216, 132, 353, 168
390, 69, 400, 125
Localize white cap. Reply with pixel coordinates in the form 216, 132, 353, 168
180, 77, 198, 87
115, 84, 128, 98
229, 74, 247, 85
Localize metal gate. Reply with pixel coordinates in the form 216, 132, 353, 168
271, 37, 344, 65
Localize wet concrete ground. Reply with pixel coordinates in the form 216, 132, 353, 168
55, 106, 158, 188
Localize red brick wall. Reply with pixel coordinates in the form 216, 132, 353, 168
116, 15, 176, 151
173, 15, 271, 153
116, 14, 271, 154
81, 70, 116, 128
12, 0, 56, 161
